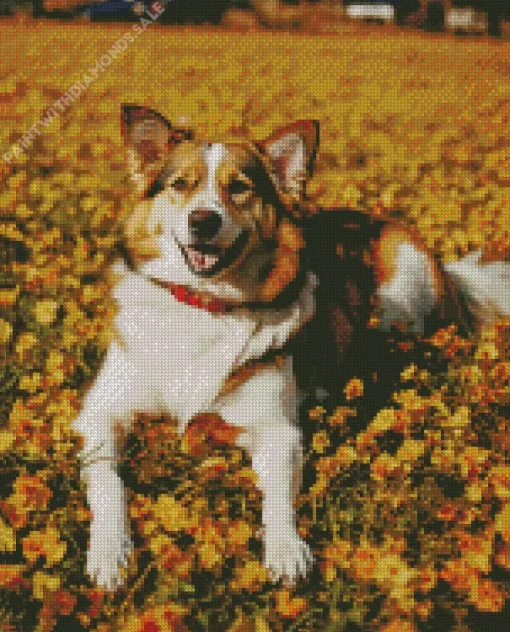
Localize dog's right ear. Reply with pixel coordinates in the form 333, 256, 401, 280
121, 105, 192, 195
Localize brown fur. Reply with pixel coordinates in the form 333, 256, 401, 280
123, 136, 297, 301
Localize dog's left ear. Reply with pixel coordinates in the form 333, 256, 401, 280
258, 120, 319, 201
121, 104, 193, 194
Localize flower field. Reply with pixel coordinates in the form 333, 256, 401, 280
1, 16, 510, 632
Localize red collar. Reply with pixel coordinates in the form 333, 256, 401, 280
150, 279, 240, 314
150, 271, 307, 314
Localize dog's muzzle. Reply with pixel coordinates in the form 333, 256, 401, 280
177, 230, 251, 277
188, 209, 222, 241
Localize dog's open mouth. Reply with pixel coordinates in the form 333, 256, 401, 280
184, 244, 221, 273
177, 231, 250, 277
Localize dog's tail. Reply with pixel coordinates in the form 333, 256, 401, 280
444, 249, 510, 325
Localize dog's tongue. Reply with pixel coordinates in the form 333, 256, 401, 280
187, 247, 219, 271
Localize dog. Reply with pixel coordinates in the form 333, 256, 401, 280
72, 106, 510, 590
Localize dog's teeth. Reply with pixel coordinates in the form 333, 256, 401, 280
187, 248, 219, 271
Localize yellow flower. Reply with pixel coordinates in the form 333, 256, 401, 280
396, 439, 425, 464
227, 520, 253, 548
0, 319, 13, 344
371, 453, 400, 482
443, 406, 470, 428
0, 287, 19, 307
34, 300, 59, 326
0, 430, 15, 453
392, 389, 427, 413
312, 430, 330, 454
374, 553, 416, 588
400, 363, 418, 381
0, 222, 24, 241
18, 372, 42, 393
152, 494, 189, 532
32, 571, 61, 600
0, 517, 16, 552
15, 332, 37, 354
368, 408, 397, 435
495, 504, 510, 542
231, 560, 269, 592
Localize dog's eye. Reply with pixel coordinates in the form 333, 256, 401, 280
228, 179, 252, 198
171, 178, 197, 192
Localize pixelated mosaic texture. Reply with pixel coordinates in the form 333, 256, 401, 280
1, 4, 510, 630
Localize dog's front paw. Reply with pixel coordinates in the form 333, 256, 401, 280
87, 528, 133, 591
264, 529, 314, 585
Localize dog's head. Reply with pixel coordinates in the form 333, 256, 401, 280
120, 105, 318, 299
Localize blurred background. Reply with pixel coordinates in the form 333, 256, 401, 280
0, 0, 509, 38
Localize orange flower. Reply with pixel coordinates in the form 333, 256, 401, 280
439, 559, 479, 592
495, 542, 510, 570
149, 535, 192, 578
350, 542, 378, 582
416, 566, 438, 593
13, 474, 52, 512
316, 456, 337, 477
198, 456, 229, 481
37, 588, 78, 631
371, 453, 401, 482
22, 527, 67, 566
468, 578, 505, 613
182, 415, 241, 456
49, 589, 77, 616
333, 445, 357, 468
327, 406, 356, 427
415, 600, 433, 620
489, 465, 510, 500
344, 378, 364, 401
274, 589, 308, 619
0, 565, 25, 590
137, 604, 189, 632
436, 502, 465, 523
322, 539, 352, 569
379, 619, 417, 632
308, 406, 326, 421
229, 466, 259, 489
457, 532, 494, 574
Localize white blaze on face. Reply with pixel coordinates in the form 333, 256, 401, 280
185, 143, 228, 273
146, 141, 247, 279
199, 143, 226, 211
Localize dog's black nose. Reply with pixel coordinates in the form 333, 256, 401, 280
188, 209, 222, 240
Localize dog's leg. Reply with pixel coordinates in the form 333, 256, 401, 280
72, 343, 139, 590
249, 424, 313, 584
214, 359, 313, 584
80, 458, 133, 591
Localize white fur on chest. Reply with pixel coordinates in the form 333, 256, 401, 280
106, 261, 317, 431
